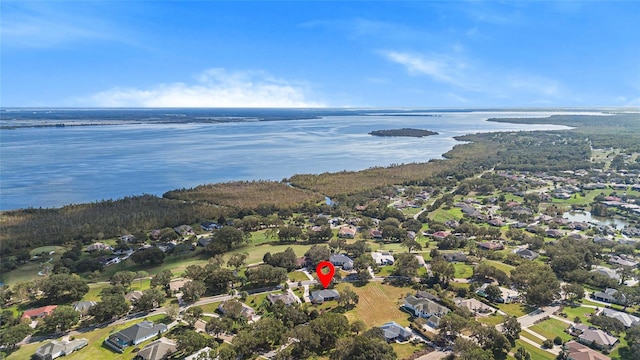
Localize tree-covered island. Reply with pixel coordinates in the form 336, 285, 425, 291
369, 128, 439, 137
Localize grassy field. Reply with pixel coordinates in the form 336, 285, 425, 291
477, 314, 506, 326
453, 263, 473, 279
344, 282, 414, 328
561, 305, 596, 324
390, 342, 430, 360
529, 318, 573, 343
484, 260, 515, 275
0, 246, 67, 286
495, 303, 534, 317
288, 270, 310, 282
519, 330, 544, 345
6, 314, 169, 360
514, 339, 555, 360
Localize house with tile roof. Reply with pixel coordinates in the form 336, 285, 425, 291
565, 340, 611, 360
104, 321, 168, 353
33, 338, 88, 360
454, 297, 496, 315
22, 305, 57, 321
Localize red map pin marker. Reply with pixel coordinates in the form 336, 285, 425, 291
316, 261, 335, 289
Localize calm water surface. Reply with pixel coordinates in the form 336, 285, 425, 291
0, 111, 579, 210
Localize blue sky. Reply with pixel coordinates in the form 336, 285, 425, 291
1, 1, 639, 108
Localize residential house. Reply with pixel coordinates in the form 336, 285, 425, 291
267, 292, 299, 306
22, 305, 57, 322
338, 226, 357, 239
169, 279, 192, 294
444, 220, 460, 229
134, 337, 177, 360
592, 288, 625, 305
369, 229, 383, 239
185, 347, 215, 360
173, 225, 194, 236
86, 242, 111, 252
371, 251, 395, 265
488, 218, 505, 227
431, 231, 450, 240
545, 229, 564, 238
73, 301, 97, 317
442, 252, 467, 262
119, 234, 136, 243
564, 340, 611, 360
454, 297, 495, 315
477, 241, 504, 251
608, 255, 638, 268
476, 284, 521, 303
197, 237, 211, 247
218, 300, 256, 320
309, 289, 340, 304
578, 328, 618, 350
515, 248, 539, 260
104, 321, 168, 353
591, 268, 621, 282
600, 308, 640, 328
415, 291, 441, 302
379, 321, 412, 343
200, 221, 221, 231
329, 254, 353, 270
33, 338, 88, 360
403, 295, 449, 327
125, 290, 144, 303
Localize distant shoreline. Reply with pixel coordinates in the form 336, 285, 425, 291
369, 128, 439, 137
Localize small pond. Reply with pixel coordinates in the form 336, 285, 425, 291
563, 210, 630, 230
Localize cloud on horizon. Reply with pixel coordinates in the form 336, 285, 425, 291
79, 68, 325, 108
382, 50, 563, 102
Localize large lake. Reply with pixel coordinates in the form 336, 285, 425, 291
0, 110, 585, 210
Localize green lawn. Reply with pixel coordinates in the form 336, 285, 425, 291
483, 260, 515, 275
561, 305, 596, 324
477, 314, 506, 326
495, 303, 535, 317
529, 318, 573, 343
7, 315, 170, 360
453, 263, 473, 279
288, 270, 310, 282
390, 342, 430, 359
519, 330, 544, 345
514, 340, 555, 360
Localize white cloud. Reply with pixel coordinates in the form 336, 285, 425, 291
382, 51, 470, 88
81, 68, 324, 108
382, 50, 563, 102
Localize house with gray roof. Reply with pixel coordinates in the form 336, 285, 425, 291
403, 295, 449, 327
329, 254, 353, 270
104, 321, 168, 353
73, 301, 97, 317
592, 288, 625, 305
33, 338, 88, 360
379, 321, 412, 343
309, 289, 340, 304
134, 337, 176, 360
267, 292, 299, 306
601, 308, 640, 328
515, 248, 539, 260
578, 328, 618, 350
